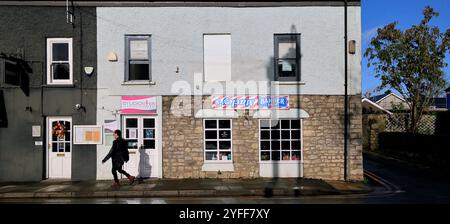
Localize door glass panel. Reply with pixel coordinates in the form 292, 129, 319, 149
65, 143, 70, 152
143, 140, 155, 149
143, 119, 155, 128
58, 142, 64, 152
144, 129, 155, 139
126, 118, 138, 128
52, 143, 57, 152
127, 139, 138, 149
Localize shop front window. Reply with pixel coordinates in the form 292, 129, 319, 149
260, 119, 302, 161
204, 119, 232, 162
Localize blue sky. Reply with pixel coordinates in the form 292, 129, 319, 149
361, 0, 450, 95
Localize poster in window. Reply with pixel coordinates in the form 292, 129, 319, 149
73, 125, 103, 144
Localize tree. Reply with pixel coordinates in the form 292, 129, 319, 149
364, 6, 450, 133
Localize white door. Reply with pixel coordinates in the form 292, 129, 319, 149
122, 116, 158, 178
47, 117, 72, 178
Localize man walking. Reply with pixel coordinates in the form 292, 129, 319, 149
102, 129, 135, 188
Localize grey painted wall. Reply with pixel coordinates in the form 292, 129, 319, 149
97, 6, 361, 96
0, 6, 97, 182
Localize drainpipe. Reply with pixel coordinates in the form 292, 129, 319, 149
344, 0, 349, 181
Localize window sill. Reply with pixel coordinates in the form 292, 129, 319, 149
122, 81, 155, 85
271, 81, 306, 85
259, 160, 302, 164
202, 162, 234, 172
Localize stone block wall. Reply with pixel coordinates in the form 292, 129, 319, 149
162, 95, 363, 181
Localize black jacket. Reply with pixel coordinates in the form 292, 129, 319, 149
103, 138, 127, 169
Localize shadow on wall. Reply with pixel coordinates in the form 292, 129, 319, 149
138, 147, 152, 178
263, 24, 302, 183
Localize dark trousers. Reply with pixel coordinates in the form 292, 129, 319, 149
112, 167, 131, 183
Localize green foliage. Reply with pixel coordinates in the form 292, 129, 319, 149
364, 6, 450, 133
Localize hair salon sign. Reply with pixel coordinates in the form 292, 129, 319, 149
121, 96, 157, 114
212, 96, 289, 109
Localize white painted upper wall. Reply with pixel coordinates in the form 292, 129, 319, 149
97, 6, 361, 96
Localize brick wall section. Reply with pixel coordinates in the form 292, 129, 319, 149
162, 95, 363, 181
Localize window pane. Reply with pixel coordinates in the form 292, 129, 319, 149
65, 121, 71, 130
205, 130, 217, 139
218, 130, 231, 139
126, 119, 138, 128
205, 152, 218, 160
65, 143, 70, 152
292, 151, 301, 160
261, 141, 270, 150
144, 140, 155, 149
205, 141, 217, 150
144, 129, 154, 139
260, 120, 270, 129
261, 151, 270, 161
277, 59, 297, 77
129, 63, 149, 80
281, 120, 290, 129
271, 120, 280, 129
292, 141, 301, 150
219, 141, 231, 149
65, 131, 70, 141
271, 141, 280, 150
58, 142, 64, 152
52, 143, 57, 152
291, 130, 301, 139
126, 129, 138, 139
281, 130, 290, 139
52, 63, 70, 80
282, 141, 290, 150
127, 140, 138, 149
219, 120, 230, 129
261, 131, 270, 140
52, 43, 68, 61
271, 151, 280, 161
129, 39, 148, 60
143, 119, 155, 128
218, 151, 232, 161
291, 120, 301, 129
205, 120, 217, 129
4, 61, 20, 85
278, 39, 296, 58
271, 130, 280, 140
282, 151, 290, 160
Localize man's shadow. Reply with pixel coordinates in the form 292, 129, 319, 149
138, 147, 152, 183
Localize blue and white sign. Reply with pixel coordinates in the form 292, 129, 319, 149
212, 96, 289, 109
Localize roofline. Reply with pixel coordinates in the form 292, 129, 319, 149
362, 98, 393, 115
375, 92, 407, 104
0, 1, 361, 7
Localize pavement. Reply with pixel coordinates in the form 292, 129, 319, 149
0, 177, 373, 199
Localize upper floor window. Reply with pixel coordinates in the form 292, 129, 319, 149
203, 34, 231, 82
125, 35, 151, 81
274, 34, 300, 81
47, 38, 73, 85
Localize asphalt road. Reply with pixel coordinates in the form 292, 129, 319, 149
1, 152, 450, 204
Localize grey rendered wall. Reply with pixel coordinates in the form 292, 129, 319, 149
97, 6, 361, 96
0, 6, 97, 181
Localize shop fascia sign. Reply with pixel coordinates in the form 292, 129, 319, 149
121, 96, 157, 114
212, 96, 289, 109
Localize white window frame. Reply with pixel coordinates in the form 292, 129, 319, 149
203, 119, 233, 163
258, 119, 303, 163
46, 38, 73, 85
125, 35, 151, 82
